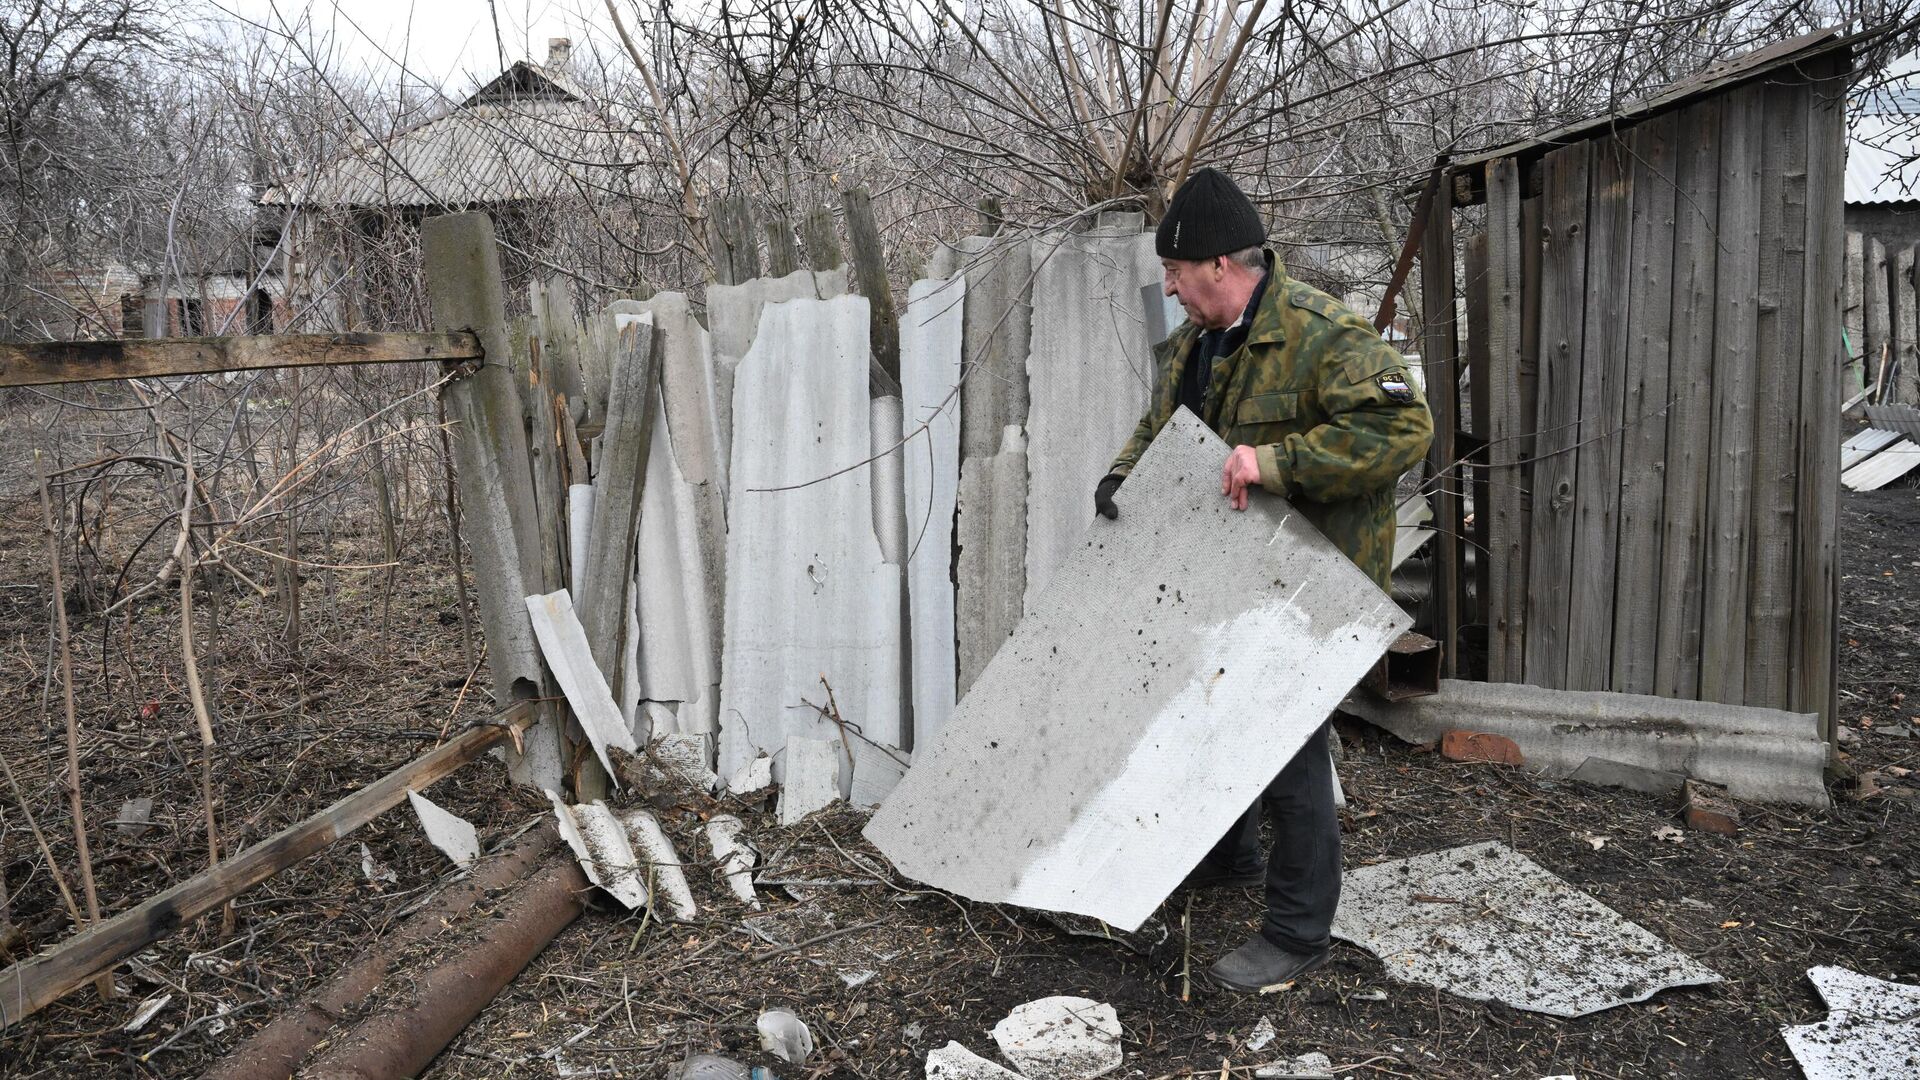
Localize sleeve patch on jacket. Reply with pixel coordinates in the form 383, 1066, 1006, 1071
1378, 372, 1416, 403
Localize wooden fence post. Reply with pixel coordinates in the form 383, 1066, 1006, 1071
1419, 180, 1461, 677
842, 185, 900, 396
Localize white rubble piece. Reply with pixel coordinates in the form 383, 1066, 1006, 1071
867, 410, 1409, 930
757, 1008, 815, 1065
779, 735, 844, 826
622, 808, 696, 921
989, 996, 1123, 1080
1253, 1052, 1334, 1079
629, 397, 720, 738
359, 842, 396, 886
525, 589, 641, 778
1345, 679, 1830, 806
547, 793, 650, 911
956, 425, 1028, 696
114, 797, 153, 835
705, 815, 760, 908
716, 296, 904, 799
124, 993, 172, 1033
1244, 1017, 1277, 1053
707, 267, 849, 475
406, 790, 480, 868
1022, 224, 1158, 606
1783, 966, 1920, 1080
1332, 841, 1721, 1017
647, 733, 718, 792
902, 275, 967, 749
926, 1041, 1030, 1080
729, 754, 773, 795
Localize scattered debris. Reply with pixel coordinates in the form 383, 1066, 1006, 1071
1580, 834, 1610, 850
666, 1054, 753, 1080
1570, 755, 1686, 796
1243, 1016, 1277, 1052
705, 814, 759, 908
113, 797, 153, 836
1682, 780, 1741, 835
548, 794, 651, 911
525, 588, 642, 778
1653, 825, 1686, 843
123, 992, 171, 1033
757, 1008, 815, 1064
1440, 730, 1524, 765
925, 1041, 1029, 1079
407, 789, 480, 868
1253, 1052, 1334, 1079
1782, 965, 1920, 1079
779, 736, 843, 826
648, 733, 719, 793
1348, 680, 1830, 806
1332, 841, 1721, 1017
730, 754, 773, 796
359, 842, 397, 887
990, 996, 1123, 1080
622, 809, 696, 920
869, 411, 1409, 930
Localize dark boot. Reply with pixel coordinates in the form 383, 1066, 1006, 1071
1204, 934, 1328, 992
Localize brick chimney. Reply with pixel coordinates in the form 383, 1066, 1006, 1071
547, 37, 572, 71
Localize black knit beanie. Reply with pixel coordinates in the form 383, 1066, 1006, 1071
1156, 168, 1265, 259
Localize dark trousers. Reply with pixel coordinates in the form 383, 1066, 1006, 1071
1199, 722, 1340, 953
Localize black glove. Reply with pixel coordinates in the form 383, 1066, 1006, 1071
1094, 473, 1124, 520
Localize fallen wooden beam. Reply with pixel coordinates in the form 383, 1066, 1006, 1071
0, 331, 484, 388
0, 702, 534, 1028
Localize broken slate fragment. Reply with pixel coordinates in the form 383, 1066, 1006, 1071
114, 797, 153, 836
1782, 965, 1920, 1080
990, 996, 1123, 1080
407, 789, 481, 868
705, 814, 759, 908
548, 793, 650, 911
525, 588, 642, 778
1332, 841, 1720, 1017
757, 1008, 815, 1065
926, 1041, 1030, 1080
779, 736, 842, 826
1570, 755, 1686, 796
1252, 1053, 1334, 1080
1243, 1016, 1277, 1053
622, 808, 696, 920
729, 754, 773, 796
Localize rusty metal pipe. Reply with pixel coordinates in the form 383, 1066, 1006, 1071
206, 826, 558, 1080
294, 851, 591, 1080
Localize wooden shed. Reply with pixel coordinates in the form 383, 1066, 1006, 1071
1422, 29, 1858, 737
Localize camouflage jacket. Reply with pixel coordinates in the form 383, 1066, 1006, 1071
1110, 258, 1433, 588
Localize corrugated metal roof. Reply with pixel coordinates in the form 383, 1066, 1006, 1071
1847, 113, 1920, 204
264, 62, 650, 209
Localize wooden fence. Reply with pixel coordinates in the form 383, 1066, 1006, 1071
1844, 229, 1920, 407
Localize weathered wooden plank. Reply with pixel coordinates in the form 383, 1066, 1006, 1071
1464, 228, 1492, 667
1482, 160, 1523, 681
1699, 85, 1765, 706
530, 277, 589, 422
1564, 134, 1634, 692
1513, 192, 1542, 673
765, 215, 800, 276
1844, 229, 1865, 397
0, 332, 481, 388
0, 703, 535, 1028
1523, 142, 1591, 689
1653, 98, 1724, 701
1866, 237, 1891, 396
843, 185, 902, 395
707, 195, 762, 286
1793, 53, 1848, 741
1743, 77, 1811, 709
1895, 246, 1918, 404
1419, 184, 1461, 678
578, 318, 660, 673
1608, 113, 1678, 696
802, 204, 844, 270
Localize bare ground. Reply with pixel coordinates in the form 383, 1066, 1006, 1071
0, 473, 1916, 1078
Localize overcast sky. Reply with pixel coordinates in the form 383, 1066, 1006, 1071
213, 0, 614, 96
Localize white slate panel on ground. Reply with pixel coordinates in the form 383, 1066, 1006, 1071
406, 790, 479, 868
1784, 966, 1920, 1080
956, 425, 1028, 696
866, 410, 1408, 930
629, 396, 720, 737
1023, 226, 1158, 606
717, 297, 903, 794
708, 268, 849, 477
525, 589, 641, 777
902, 275, 966, 748
622, 808, 696, 920
925, 1042, 1028, 1080
548, 794, 650, 910
990, 996, 1122, 1080
1332, 841, 1721, 1017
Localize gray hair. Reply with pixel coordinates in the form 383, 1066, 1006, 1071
1223, 245, 1265, 271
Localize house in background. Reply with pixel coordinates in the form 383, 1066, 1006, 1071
262, 39, 651, 332
1843, 51, 1920, 404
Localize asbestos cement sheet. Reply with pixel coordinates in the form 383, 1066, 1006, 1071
865, 410, 1408, 930
717, 296, 903, 793
991, 996, 1123, 1080
1784, 966, 1920, 1080
1332, 841, 1721, 1017
1842, 439, 1920, 491
956, 425, 1028, 696
1023, 227, 1159, 606
525, 589, 641, 778
779, 734, 844, 826
629, 395, 720, 737
902, 276, 966, 748
1840, 428, 1902, 471
708, 267, 849, 477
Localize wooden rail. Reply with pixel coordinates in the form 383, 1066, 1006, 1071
0, 702, 534, 1027
0, 331, 483, 388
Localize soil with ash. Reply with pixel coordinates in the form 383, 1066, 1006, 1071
3, 482, 1917, 1078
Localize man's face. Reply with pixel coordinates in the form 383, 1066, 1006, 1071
1161, 256, 1236, 330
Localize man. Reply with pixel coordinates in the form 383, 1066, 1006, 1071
1094, 168, 1433, 992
